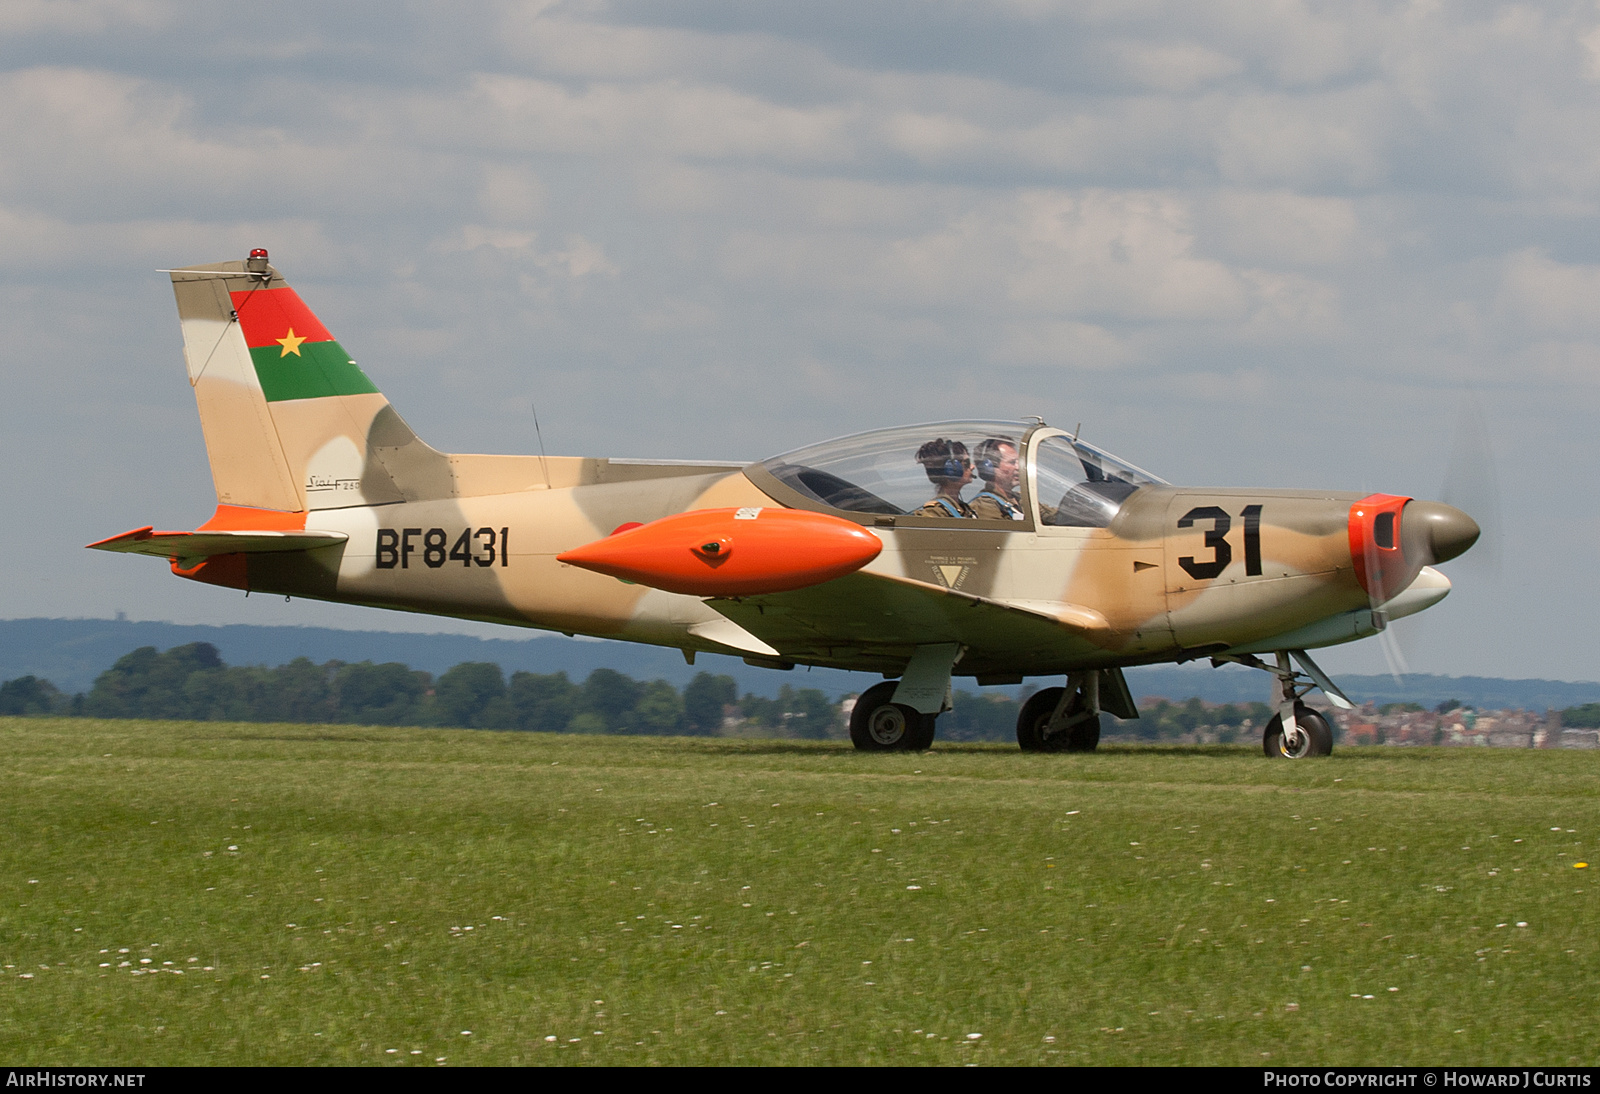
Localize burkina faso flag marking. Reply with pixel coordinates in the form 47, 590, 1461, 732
230, 286, 379, 402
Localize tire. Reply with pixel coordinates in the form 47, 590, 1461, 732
1016, 687, 1101, 752
1017, 687, 1065, 751
1262, 703, 1334, 758
850, 681, 934, 752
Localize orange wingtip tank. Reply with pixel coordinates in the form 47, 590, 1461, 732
557, 507, 883, 596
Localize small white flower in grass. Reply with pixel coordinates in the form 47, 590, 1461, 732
545, 1036, 557, 1042
907, 885, 921, 890
1517, 922, 1528, 928
966, 1033, 982, 1040
1388, 987, 1399, 992
461, 1031, 472, 1036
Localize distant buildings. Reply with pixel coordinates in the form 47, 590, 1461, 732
1324, 703, 1583, 749
1113, 697, 1595, 748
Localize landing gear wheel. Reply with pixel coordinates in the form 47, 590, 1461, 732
1262, 703, 1333, 758
1016, 686, 1101, 752
851, 681, 935, 752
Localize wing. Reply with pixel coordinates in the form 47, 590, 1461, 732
706, 569, 1112, 676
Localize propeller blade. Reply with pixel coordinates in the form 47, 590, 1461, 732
1440, 392, 1502, 576
1378, 625, 1411, 684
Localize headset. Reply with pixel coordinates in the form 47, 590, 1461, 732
917, 439, 972, 483
973, 438, 1016, 484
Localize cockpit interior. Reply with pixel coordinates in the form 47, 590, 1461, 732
751, 420, 1166, 529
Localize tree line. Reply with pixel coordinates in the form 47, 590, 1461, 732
0, 642, 851, 737
9, 642, 1592, 739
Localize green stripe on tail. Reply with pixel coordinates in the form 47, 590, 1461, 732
249, 341, 380, 402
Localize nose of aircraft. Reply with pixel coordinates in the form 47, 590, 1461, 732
1404, 500, 1480, 564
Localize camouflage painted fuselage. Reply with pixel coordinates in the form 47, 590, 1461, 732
98, 259, 1458, 685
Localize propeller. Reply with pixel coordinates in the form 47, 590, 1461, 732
1439, 391, 1502, 578
1361, 392, 1497, 683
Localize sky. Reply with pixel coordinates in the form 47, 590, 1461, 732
2, 0, 1597, 681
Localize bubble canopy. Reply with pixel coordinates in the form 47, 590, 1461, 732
752, 420, 1166, 528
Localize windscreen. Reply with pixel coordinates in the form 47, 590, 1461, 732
1031, 434, 1166, 527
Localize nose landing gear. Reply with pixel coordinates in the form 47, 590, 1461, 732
1263, 702, 1333, 757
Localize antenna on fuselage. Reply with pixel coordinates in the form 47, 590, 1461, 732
531, 402, 551, 490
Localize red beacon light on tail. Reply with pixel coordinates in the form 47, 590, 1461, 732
246, 248, 270, 275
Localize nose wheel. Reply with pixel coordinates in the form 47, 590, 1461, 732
1263, 702, 1333, 758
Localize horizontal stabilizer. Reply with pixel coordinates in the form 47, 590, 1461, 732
87, 526, 347, 563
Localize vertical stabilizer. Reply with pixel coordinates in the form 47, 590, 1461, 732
173, 268, 302, 511
171, 255, 452, 511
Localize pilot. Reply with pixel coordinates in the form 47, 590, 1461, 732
913, 438, 976, 518
970, 437, 1025, 521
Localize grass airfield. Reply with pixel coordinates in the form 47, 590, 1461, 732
1, 717, 1596, 1066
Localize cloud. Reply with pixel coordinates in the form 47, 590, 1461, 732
1499, 248, 1600, 335
0, 0, 168, 35
0, 1, 1598, 677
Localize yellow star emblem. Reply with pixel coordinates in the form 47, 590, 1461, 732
277, 328, 307, 357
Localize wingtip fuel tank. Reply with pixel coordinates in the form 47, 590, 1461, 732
557, 507, 883, 597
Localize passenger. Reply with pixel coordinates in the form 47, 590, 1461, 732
970, 437, 1025, 521
913, 438, 976, 518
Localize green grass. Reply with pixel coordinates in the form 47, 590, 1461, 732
2, 717, 1597, 1066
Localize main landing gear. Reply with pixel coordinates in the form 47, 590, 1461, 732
847, 654, 1138, 755
1016, 679, 1101, 752
849, 680, 936, 752
1014, 669, 1138, 753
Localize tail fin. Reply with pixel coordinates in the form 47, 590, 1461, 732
172, 252, 451, 512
